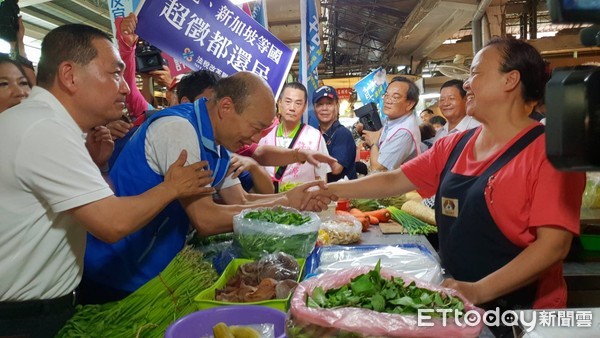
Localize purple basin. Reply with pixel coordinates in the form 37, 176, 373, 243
165, 305, 287, 338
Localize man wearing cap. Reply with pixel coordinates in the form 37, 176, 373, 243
362, 76, 421, 171
314, 85, 357, 182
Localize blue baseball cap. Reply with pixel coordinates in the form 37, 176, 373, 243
312, 85, 338, 104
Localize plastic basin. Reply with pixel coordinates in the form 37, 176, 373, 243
165, 305, 287, 338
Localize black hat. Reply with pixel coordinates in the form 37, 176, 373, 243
313, 85, 338, 104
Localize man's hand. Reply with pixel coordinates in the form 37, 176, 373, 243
106, 119, 133, 140
228, 153, 259, 179
441, 278, 482, 305
148, 66, 174, 88
298, 149, 337, 167
120, 12, 138, 47
283, 181, 336, 211
362, 129, 382, 148
164, 150, 215, 199
86, 126, 115, 169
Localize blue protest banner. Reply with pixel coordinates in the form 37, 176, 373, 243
300, 0, 322, 127
354, 67, 388, 118
135, 0, 295, 97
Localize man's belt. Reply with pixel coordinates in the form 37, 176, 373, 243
0, 291, 78, 318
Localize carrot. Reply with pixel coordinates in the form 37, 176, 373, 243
364, 209, 392, 223
349, 208, 366, 218
367, 215, 380, 225
357, 216, 370, 232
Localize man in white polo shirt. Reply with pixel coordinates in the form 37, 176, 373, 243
0, 24, 213, 337
434, 79, 480, 142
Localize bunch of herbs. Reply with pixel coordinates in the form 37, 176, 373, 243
306, 260, 464, 317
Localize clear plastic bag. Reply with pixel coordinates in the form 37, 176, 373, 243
307, 245, 443, 284
233, 207, 320, 259
287, 266, 484, 338
582, 172, 600, 209
319, 214, 362, 245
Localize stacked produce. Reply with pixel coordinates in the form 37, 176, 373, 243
57, 247, 218, 338
233, 207, 320, 259
387, 206, 437, 235
287, 261, 484, 337
215, 252, 300, 302
212, 322, 261, 338
400, 200, 436, 225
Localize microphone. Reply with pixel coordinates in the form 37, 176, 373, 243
580, 25, 600, 47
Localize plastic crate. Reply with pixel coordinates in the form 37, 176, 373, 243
580, 234, 600, 251
195, 258, 305, 311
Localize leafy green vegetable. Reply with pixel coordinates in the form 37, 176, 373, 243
387, 206, 437, 235
306, 260, 464, 317
244, 207, 311, 226
233, 231, 318, 259
376, 195, 408, 210
349, 199, 382, 212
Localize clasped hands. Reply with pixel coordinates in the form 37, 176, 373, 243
283, 181, 339, 212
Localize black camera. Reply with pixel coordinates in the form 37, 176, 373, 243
354, 102, 383, 131
135, 39, 168, 73
546, 66, 600, 170
0, 0, 20, 42
546, 0, 600, 171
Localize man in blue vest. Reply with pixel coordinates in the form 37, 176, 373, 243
81, 72, 326, 304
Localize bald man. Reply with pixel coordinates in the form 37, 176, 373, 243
82, 72, 325, 304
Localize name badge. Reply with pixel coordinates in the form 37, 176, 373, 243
441, 197, 459, 218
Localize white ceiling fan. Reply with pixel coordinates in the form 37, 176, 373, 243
436, 55, 470, 80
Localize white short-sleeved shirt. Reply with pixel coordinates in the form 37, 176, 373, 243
0, 87, 114, 301
434, 115, 481, 142
378, 112, 421, 170
145, 116, 239, 190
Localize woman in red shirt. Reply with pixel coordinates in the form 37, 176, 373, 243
314, 38, 585, 314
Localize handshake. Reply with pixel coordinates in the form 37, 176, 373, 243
283, 180, 339, 212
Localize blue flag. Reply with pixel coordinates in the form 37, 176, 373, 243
251, 0, 268, 28
354, 67, 388, 118
300, 0, 322, 127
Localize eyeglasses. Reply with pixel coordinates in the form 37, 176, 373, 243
383, 93, 403, 103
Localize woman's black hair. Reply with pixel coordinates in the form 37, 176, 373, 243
485, 37, 546, 103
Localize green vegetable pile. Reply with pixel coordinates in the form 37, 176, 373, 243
244, 207, 311, 226
376, 195, 408, 210
306, 261, 464, 316
234, 231, 318, 259
349, 199, 382, 212
57, 247, 217, 338
387, 206, 437, 235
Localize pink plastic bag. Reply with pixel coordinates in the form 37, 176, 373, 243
288, 266, 485, 337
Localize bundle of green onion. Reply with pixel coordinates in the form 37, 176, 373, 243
57, 247, 218, 337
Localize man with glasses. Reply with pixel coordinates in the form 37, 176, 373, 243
362, 76, 421, 171
314, 85, 357, 182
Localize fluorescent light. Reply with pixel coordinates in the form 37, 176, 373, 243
421, 73, 433, 78
421, 93, 440, 99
